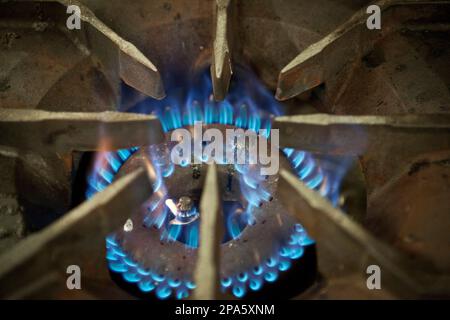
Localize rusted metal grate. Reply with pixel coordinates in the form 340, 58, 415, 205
0, 0, 449, 299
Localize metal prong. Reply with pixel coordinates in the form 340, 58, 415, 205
275, 0, 448, 100
273, 114, 450, 155
55, 0, 165, 99
0, 109, 165, 153
211, 0, 233, 101
277, 169, 442, 298
0, 167, 153, 298
193, 163, 224, 299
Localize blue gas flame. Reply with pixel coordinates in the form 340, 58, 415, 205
86, 67, 346, 299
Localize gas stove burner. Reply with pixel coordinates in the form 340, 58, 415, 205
86, 69, 344, 299
0, 0, 449, 302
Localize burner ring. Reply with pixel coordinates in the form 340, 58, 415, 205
86, 70, 339, 299
88, 123, 324, 299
